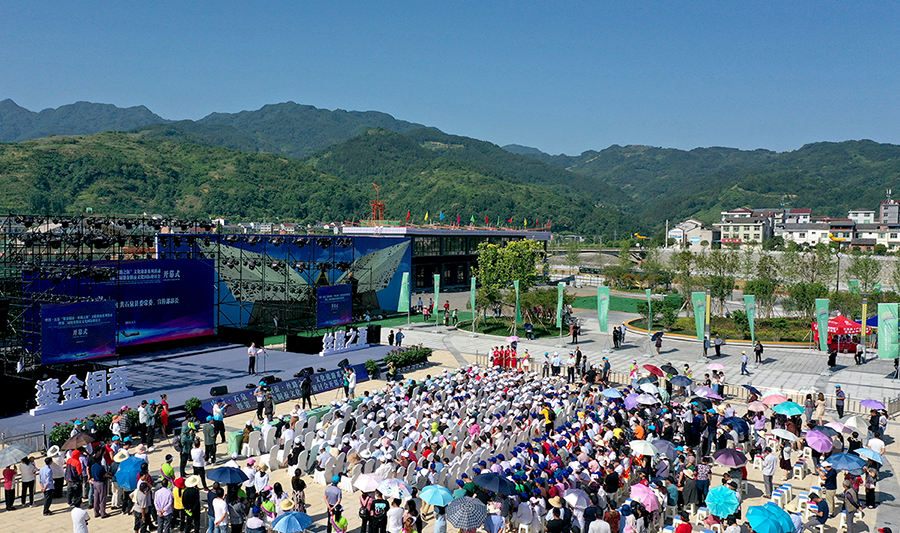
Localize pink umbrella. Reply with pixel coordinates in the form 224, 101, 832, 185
694, 386, 723, 400
706, 363, 725, 370
629, 483, 660, 512
825, 422, 853, 435
761, 395, 788, 406
806, 430, 834, 453
747, 401, 766, 411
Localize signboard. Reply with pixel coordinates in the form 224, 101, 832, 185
722, 238, 743, 243
690, 237, 701, 244
197, 364, 369, 419
317, 285, 353, 328
32, 368, 131, 415
321, 326, 370, 356
41, 301, 117, 364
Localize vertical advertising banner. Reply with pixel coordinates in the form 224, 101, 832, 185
744, 294, 756, 343
597, 286, 610, 333
556, 282, 564, 328
41, 301, 117, 364
692, 292, 706, 341
316, 285, 353, 328
397, 272, 410, 313
646, 289, 653, 333
815, 299, 830, 352
433, 273, 441, 325
514, 280, 521, 325
878, 303, 899, 359
470, 276, 477, 321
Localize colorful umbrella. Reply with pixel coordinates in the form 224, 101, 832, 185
825, 422, 853, 434
637, 394, 659, 405
746, 507, 782, 533
861, 399, 886, 411
773, 401, 804, 416
706, 484, 739, 518
114, 456, 146, 491
452, 488, 467, 499
671, 376, 692, 387
473, 473, 517, 495
273, 512, 313, 533
629, 440, 659, 457
805, 430, 834, 453
601, 388, 623, 398
643, 365, 665, 377
447, 497, 488, 530
826, 453, 866, 471
763, 502, 795, 533
761, 394, 788, 406
564, 489, 592, 509
207, 467, 249, 485
354, 474, 384, 493
652, 440, 677, 461
421, 485, 454, 506
747, 401, 766, 411
706, 363, 725, 370
506, 336, 519, 343
629, 483, 660, 512
762, 389, 786, 398
772, 428, 798, 442
854, 447, 884, 465
377, 478, 412, 499
637, 376, 659, 385
713, 448, 747, 467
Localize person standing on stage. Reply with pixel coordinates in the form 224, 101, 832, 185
395, 329, 404, 347
248, 343, 260, 375
254, 382, 266, 422
388, 330, 395, 346
212, 399, 227, 444
300, 374, 313, 410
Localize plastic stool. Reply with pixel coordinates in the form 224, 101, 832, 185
696, 507, 710, 523
753, 456, 763, 470
793, 463, 806, 480
712, 524, 724, 533
801, 447, 814, 461
838, 511, 848, 533
518, 524, 532, 533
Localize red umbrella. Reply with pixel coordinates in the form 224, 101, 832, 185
643, 364, 664, 377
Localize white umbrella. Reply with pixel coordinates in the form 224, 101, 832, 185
354, 474, 384, 493
629, 440, 659, 457
564, 489, 591, 509
841, 416, 869, 433
640, 383, 660, 395
772, 429, 798, 442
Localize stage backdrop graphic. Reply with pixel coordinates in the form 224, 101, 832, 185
26, 259, 215, 351
317, 284, 353, 328
41, 301, 117, 364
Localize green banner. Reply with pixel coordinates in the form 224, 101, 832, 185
849, 279, 860, 293
646, 289, 653, 333
556, 282, 564, 328
433, 273, 441, 325
398, 272, 410, 312
514, 280, 521, 324
597, 286, 610, 333
878, 303, 899, 359
692, 292, 706, 341
815, 298, 829, 352
874, 282, 882, 292
744, 294, 756, 343
470, 276, 477, 322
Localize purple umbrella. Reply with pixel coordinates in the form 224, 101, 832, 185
860, 399, 886, 411
624, 394, 640, 410
806, 429, 834, 453
713, 448, 748, 467
693, 386, 723, 400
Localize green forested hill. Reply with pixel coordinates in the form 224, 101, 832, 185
0, 99, 168, 142
506, 140, 900, 226
0, 132, 369, 221
305, 128, 638, 235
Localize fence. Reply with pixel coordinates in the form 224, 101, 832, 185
0, 425, 47, 453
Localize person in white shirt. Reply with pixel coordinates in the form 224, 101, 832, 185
212, 488, 228, 533
253, 465, 270, 493
72, 505, 90, 533
190, 440, 207, 490
868, 436, 886, 455
386, 498, 404, 533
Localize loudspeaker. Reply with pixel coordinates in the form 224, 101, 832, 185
338, 358, 350, 368
261, 375, 278, 385
210, 385, 228, 397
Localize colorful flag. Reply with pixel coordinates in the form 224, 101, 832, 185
439, 211, 446, 220
849, 279, 860, 293
878, 303, 898, 359
398, 272, 410, 312
405, 210, 410, 221
424, 211, 429, 221
744, 294, 756, 343
815, 299, 829, 351
597, 286, 609, 333
508, 216, 514, 224
456, 214, 460, 225
556, 282, 565, 329
485, 215, 489, 225
470, 215, 475, 224
692, 292, 706, 342
524, 217, 528, 227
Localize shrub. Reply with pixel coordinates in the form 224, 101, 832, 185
365, 359, 381, 378
184, 397, 202, 416
383, 346, 432, 369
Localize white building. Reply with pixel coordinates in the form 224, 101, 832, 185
848, 209, 876, 224
774, 222, 831, 246
668, 219, 719, 251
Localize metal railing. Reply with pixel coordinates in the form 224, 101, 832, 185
0, 425, 47, 453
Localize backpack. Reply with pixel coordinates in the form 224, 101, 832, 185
172, 435, 183, 453
548, 409, 557, 422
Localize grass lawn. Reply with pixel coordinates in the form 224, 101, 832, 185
630, 316, 813, 343
572, 294, 643, 313
457, 319, 565, 339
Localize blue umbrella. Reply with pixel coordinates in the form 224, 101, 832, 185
601, 388, 622, 398
746, 506, 783, 533
706, 485, 739, 518
743, 385, 762, 396
670, 375, 692, 387
207, 466, 249, 485
722, 417, 750, 437
473, 473, 517, 495
652, 439, 677, 461
273, 512, 313, 532
115, 456, 147, 491
447, 496, 488, 530
826, 453, 867, 471
763, 503, 795, 533
452, 488, 468, 499
421, 485, 454, 506
854, 447, 884, 465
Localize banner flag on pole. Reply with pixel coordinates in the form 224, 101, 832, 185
470, 276, 477, 324
424, 212, 429, 221
556, 282, 564, 328
692, 292, 706, 341
878, 303, 899, 359
398, 272, 410, 312
861, 297, 869, 348
433, 274, 441, 326
646, 289, 653, 333
815, 299, 830, 351
744, 294, 756, 343
439, 211, 446, 220
405, 210, 410, 221
484, 215, 489, 225
598, 286, 610, 333
514, 280, 521, 324
849, 279, 860, 293
470, 215, 475, 224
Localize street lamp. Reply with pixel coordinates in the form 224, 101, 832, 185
835, 251, 843, 292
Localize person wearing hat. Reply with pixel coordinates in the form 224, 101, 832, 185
203, 416, 218, 464
835, 384, 846, 418
325, 475, 343, 533
182, 476, 202, 533
47, 444, 65, 499
818, 460, 837, 517
740, 351, 749, 375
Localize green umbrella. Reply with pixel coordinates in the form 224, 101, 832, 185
772, 401, 804, 416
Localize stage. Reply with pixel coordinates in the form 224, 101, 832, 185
0, 342, 395, 439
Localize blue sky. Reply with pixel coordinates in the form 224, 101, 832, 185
1, 1, 898, 154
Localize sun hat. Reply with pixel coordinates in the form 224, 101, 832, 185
47, 445, 61, 458
549, 496, 563, 507
173, 477, 185, 489
279, 499, 295, 512
332, 475, 340, 483
185, 475, 201, 488
113, 451, 129, 463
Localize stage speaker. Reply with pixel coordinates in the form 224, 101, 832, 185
338, 358, 350, 368
261, 375, 278, 385
210, 385, 228, 397
368, 324, 381, 344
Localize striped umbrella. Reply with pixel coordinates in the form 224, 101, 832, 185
447, 497, 488, 530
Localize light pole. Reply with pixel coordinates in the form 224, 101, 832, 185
835, 251, 843, 292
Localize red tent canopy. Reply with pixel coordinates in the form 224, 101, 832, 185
811, 314, 873, 335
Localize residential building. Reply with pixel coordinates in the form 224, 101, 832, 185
848, 209, 875, 224
714, 216, 773, 248
774, 222, 831, 246
668, 219, 720, 251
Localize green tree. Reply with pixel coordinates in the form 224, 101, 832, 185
874, 244, 888, 256
564, 240, 582, 278
847, 254, 883, 292
786, 282, 829, 318
476, 239, 544, 291
744, 278, 777, 318
731, 309, 750, 338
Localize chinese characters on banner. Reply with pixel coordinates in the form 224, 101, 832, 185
320, 326, 370, 356
31, 368, 132, 415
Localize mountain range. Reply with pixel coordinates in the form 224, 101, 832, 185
3, 99, 900, 236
